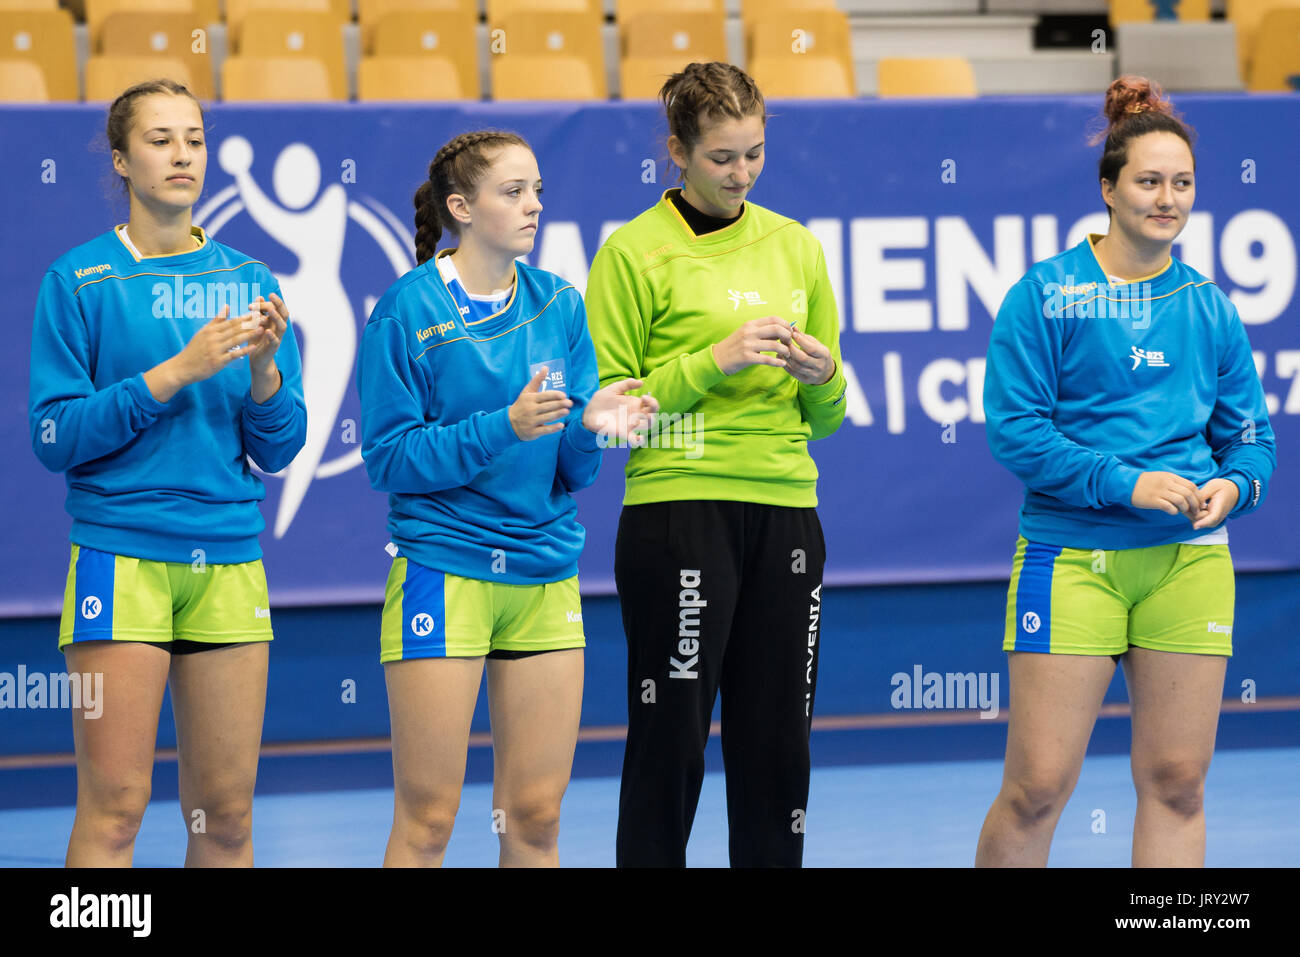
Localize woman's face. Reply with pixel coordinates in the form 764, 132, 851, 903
670, 112, 766, 219
1101, 131, 1195, 251
112, 94, 206, 212
453, 144, 543, 259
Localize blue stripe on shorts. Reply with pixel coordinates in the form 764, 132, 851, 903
73, 547, 116, 641
401, 561, 448, 658
1014, 542, 1061, 653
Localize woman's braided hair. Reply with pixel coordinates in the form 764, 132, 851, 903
413, 130, 531, 264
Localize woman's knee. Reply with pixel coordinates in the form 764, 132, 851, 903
1135, 759, 1207, 818
78, 781, 151, 850
393, 795, 459, 854
1001, 769, 1077, 825
497, 791, 562, 849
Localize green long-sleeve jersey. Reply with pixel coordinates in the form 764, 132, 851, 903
585, 189, 848, 507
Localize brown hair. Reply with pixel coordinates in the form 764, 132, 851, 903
659, 62, 766, 179
1091, 75, 1196, 213
413, 130, 532, 265
105, 79, 205, 192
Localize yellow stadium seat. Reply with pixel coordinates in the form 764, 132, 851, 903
497, 10, 604, 60
0, 8, 75, 99
487, 0, 601, 32
222, 55, 335, 100
86, 0, 221, 51
747, 10, 852, 83
370, 12, 479, 95
85, 54, 194, 100
358, 54, 470, 98
99, 11, 214, 99
226, 0, 350, 43
1247, 6, 1300, 90
359, 0, 476, 53
0, 56, 47, 99
620, 53, 704, 98
749, 54, 851, 97
0, 0, 57, 10
877, 56, 975, 97
617, 0, 721, 26
741, 0, 837, 35
1109, 0, 1210, 24
233, 11, 347, 98
1228, 0, 1300, 75
622, 12, 727, 60
492, 52, 604, 98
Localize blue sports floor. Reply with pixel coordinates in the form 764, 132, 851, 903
2, 739, 1296, 867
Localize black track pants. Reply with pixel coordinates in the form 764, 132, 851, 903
613, 500, 827, 867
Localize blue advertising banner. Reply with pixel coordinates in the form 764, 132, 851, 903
2, 96, 1296, 615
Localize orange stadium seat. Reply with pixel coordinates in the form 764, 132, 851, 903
1247, 6, 1300, 90
1228, 0, 1300, 77
0, 56, 48, 99
0, 0, 58, 9
370, 10, 479, 96
0, 7, 75, 99
877, 56, 975, 98
495, 10, 604, 60
86, 0, 221, 51
620, 53, 697, 98
85, 54, 194, 101
359, 0, 476, 53
741, 0, 838, 39
99, 11, 215, 99
622, 11, 727, 60
222, 55, 335, 100
358, 54, 470, 98
1108, 0, 1210, 24
225, 0, 349, 47
487, 0, 601, 32
749, 54, 852, 97
233, 11, 347, 98
747, 9, 853, 88
492, 53, 604, 98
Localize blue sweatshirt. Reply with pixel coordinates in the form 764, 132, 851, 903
984, 234, 1276, 550
29, 226, 307, 564
356, 250, 602, 584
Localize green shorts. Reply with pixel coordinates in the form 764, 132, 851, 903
379, 557, 585, 663
58, 544, 274, 650
1003, 536, 1234, 657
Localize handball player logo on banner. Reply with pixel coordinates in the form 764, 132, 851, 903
195, 136, 416, 537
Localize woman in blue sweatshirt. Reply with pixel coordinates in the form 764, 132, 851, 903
977, 77, 1276, 867
357, 131, 656, 867
28, 81, 307, 866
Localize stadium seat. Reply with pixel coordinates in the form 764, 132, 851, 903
233, 11, 347, 99
222, 55, 335, 100
622, 11, 727, 60
99, 11, 215, 99
86, 0, 221, 51
0, 56, 47, 100
0, 7, 75, 100
620, 53, 697, 98
495, 10, 604, 62
226, 0, 349, 49
492, 52, 605, 98
360, 0, 476, 54
1108, 0, 1210, 23
85, 54, 194, 101
0, 0, 58, 9
1247, 7, 1300, 91
487, 0, 601, 33
877, 56, 976, 97
747, 10, 853, 86
749, 54, 852, 97
741, 0, 838, 42
1228, 0, 1300, 77
370, 11, 479, 95
617, 0, 722, 24
1116, 22, 1242, 91
358, 54, 469, 99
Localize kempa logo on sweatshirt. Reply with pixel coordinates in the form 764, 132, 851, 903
416, 320, 457, 342
73, 263, 113, 280
671, 570, 705, 679
254, 606, 271, 619
566, 609, 582, 623
1206, 621, 1233, 636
